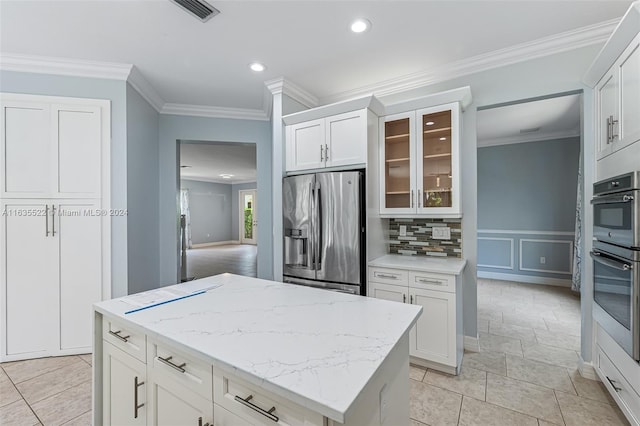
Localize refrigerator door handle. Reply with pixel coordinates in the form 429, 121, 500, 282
314, 182, 322, 270
309, 182, 316, 271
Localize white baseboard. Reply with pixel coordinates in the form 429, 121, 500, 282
191, 240, 240, 248
477, 271, 572, 288
579, 357, 600, 381
464, 335, 480, 352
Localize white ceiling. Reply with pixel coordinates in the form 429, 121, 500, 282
0, 1, 633, 111
180, 142, 256, 184
477, 93, 581, 147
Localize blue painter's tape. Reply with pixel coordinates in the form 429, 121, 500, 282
124, 290, 206, 315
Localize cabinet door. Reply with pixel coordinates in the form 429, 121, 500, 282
380, 112, 416, 214
148, 367, 213, 426
0, 101, 52, 198
286, 119, 325, 171
409, 287, 456, 367
214, 403, 252, 426
618, 34, 640, 150
1, 201, 57, 359
368, 281, 407, 304
53, 104, 102, 198
325, 109, 367, 167
597, 70, 619, 159
56, 201, 102, 352
103, 341, 147, 426
416, 103, 461, 216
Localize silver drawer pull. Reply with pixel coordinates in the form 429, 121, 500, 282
157, 355, 186, 373
134, 376, 145, 419
108, 330, 130, 343
606, 376, 622, 392
418, 278, 444, 285
376, 273, 398, 279
234, 394, 279, 423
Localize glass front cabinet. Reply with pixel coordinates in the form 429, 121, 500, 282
380, 102, 461, 217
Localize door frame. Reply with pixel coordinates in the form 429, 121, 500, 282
239, 189, 257, 245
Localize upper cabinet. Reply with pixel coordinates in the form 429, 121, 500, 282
1, 95, 108, 199
284, 95, 384, 173
380, 102, 461, 217
585, 3, 640, 163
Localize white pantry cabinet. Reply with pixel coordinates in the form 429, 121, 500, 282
0, 93, 110, 362
368, 263, 464, 374
380, 102, 462, 217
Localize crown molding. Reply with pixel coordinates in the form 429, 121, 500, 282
0, 53, 133, 80
265, 77, 319, 108
127, 66, 165, 112
478, 129, 581, 148
161, 103, 269, 121
321, 18, 620, 104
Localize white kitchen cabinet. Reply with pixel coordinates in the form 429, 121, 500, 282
1, 97, 104, 199
380, 102, 462, 217
286, 109, 367, 172
148, 369, 213, 426
0, 199, 103, 361
103, 341, 147, 426
368, 260, 464, 374
592, 32, 640, 161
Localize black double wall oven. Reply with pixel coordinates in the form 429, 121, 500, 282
591, 171, 640, 360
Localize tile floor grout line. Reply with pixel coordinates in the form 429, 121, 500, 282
553, 389, 569, 426
8, 377, 45, 425
59, 409, 91, 426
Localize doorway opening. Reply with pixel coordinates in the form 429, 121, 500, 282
475, 92, 582, 365
177, 141, 257, 280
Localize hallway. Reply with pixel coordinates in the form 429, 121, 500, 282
186, 244, 257, 279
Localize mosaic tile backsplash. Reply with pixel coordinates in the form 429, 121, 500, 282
387, 218, 462, 258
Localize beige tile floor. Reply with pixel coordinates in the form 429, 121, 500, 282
0, 278, 629, 426
410, 278, 629, 426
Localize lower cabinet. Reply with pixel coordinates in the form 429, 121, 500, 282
103, 341, 147, 426
147, 372, 213, 426
369, 266, 463, 374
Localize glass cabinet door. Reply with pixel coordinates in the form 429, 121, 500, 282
419, 110, 452, 208
383, 116, 413, 210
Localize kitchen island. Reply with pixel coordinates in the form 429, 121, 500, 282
92, 273, 422, 425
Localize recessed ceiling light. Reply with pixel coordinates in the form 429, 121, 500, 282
439, 137, 447, 141
425, 121, 435, 126
249, 62, 266, 72
220, 174, 234, 179
350, 18, 371, 33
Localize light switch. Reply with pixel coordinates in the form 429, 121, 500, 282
399, 225, 407, 236
432, 226, 451, 240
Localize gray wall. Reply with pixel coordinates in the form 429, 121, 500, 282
231, 182, 257, 242
373, 43, 601, 357
0, 70, 130, 298
180, 179, 232, 244
159, 115, 271, 285
477, 137, 579, 282
126, 83, 160, 295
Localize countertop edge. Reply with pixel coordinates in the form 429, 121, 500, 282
368, 256, 467, 275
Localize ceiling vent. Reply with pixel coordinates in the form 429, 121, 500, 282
172, 0, 220, 22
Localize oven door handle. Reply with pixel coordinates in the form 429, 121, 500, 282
591, 195, 635, 205
591, 251, 633, 271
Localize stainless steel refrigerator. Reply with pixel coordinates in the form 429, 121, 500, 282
283, 171, 365, 295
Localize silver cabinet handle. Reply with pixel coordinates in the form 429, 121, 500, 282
198, 417, 210, 426
403, 294, 406, 303
606, 116, 611, 144
418, 190, 422, 208
134, 376, 145, 419
45, 205, 49, 236
325, 144, 329, 161
610, 115, 619, 142
320, 144, 324, 162
410, 295, 414, 304
108, 329, 130, 343
376, 273, 398, 279
411, 190, 414, 208
418, 278, 444, 285
157, 355, 186, 373
606, 376, 622, 392
234, 394, 279, 423
51, 205, 56, 236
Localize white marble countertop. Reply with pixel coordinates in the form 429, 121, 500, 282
369, 254, 467, 275
94, 274, 421, 423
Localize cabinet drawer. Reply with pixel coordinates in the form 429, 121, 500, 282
598, 346, 640, 424
409, 271, 455, 293
368, 267, 408, 286
148, 340, 213, 401
213, 368, 323, 426
103, 316, 146, 363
